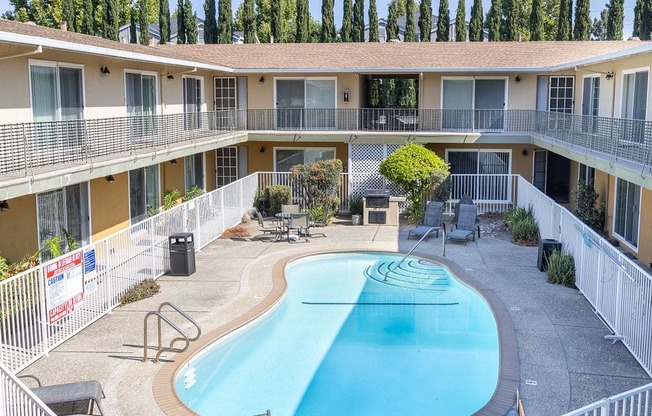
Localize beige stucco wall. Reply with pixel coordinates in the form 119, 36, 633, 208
0, 194, 38, 262
90, 173, 130, 241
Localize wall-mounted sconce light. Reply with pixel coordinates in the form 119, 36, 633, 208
0, 200, 9, 212
259, 76, 265, 84
259, 146, 265, 153
521, 148, 528, 157
166, 74, 175, 80
105, 175, 115, 183
605, 72, 614, 80
343, 89, 350, 103
170, 158, 178, 164
100, 66, 110, 76
515, 75, 521, 83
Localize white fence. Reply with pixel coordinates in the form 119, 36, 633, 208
517, 176, 652, 378
1, 360, 54, 416
0, 174, 258, 373
562, 382, 652, 416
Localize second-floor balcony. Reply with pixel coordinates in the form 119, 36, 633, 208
1, 108, 651, 185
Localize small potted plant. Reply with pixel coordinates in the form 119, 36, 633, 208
349, 195, 363, 225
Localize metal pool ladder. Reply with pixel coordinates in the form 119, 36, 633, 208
143, 301, 201, 363
385, 226, 446, 281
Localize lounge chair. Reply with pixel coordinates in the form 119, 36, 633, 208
18, 375, 105, 416
287, 213, 311, 242
447, 204, 480, 245
256, 211, 281, 235
281, 204, 300, 214
452, 195, 479, 229
408, 201, 445, 241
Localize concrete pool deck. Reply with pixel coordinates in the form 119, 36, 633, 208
21, 217, 651, 416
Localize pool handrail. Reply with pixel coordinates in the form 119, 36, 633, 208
386, 226, 446, 281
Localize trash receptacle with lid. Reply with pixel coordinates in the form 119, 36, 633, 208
169, 233, 196, 276
538, 238, 562, 272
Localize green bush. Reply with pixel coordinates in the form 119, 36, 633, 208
183, 185, 205, 202
572, 182, 606, 233
163, 189, 180, 210
510, 216, 540, 245
505, 205, 535, 229
291, 159, 342, 213
546, 250, 576, 287
306, 205, 336, 224
348, 195, 363, 215
120, 279, 160, 305
254, 185, 291, 216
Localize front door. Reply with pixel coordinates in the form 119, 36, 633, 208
533, 150, 547, 193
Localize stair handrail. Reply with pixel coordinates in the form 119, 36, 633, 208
143, 302, 202, 363
385, 226, 446, 281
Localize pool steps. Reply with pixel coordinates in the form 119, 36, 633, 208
365, 259, 451, 291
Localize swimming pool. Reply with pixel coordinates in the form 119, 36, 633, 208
175, 252, 499, 415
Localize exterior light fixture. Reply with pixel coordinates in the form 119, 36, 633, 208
522, 148, 528, 157
167, 74, 175, 80
105, 175, 115, 183
259, 146, 265, 153
100, 66, 110, 76
515, 75, 521, 83
605, 72, 614, 80
170, 159, 178, 164
0, 200, 9, 212
259, 76, 265, 84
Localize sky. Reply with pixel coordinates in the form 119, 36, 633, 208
0, 0, 638, 39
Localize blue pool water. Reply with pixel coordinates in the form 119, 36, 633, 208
175, 252, 499, 415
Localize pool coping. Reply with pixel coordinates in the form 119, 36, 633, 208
152, 249, 519, 415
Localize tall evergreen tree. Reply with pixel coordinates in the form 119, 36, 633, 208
487, 0, 502, 41
61, 0, 75, 31
217, 0, 232, 43
469, 0, 483, 41
592, 8, 608, 39
633, 0, 652, 39
270, 0, 281, 42
368, 0, 379, 41
186, 2, 198, 44
130, 11, 137, 42
320, 0, 336, 41
80, 0, 94, 34
501, 0, 517, 40
296, 0, 309, 42
243, 0, 256, 42
405, 0, 416, 41
352, 0, 364, 41
418, 0, 431, 41
203, 0, 217, 43
574, 0, 591, 40
454, 0, 465, 41
177, 0, 186, 43
386, 0, 399, 40
606, 0, 624, 39
341, 0, 353, 41
103, 0, 119, 40
530, 0, 544, 40
436, 0, 449, 41
159, 0, 171, 43
556, 0, 572, 40
138, 0, 149, 44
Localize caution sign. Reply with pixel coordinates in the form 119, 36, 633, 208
46, 251, 84, 324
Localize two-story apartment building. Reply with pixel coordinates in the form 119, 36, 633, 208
1, 19, 652, 269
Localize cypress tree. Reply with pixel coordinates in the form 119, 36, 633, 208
530, 0, 544, 40
130, 11, 137, 42
243, 0, 256, 42
80, 0, 94, 34
177, 0, 186, 43
203, 0, 217, 43
271, 0, 281, 42
341, 0, 353, 41
159, 0, 171, 43
296, 0, 309, 42
368, 0, 379, 41
556, 0, 572, 40
436, 0, 449, 41
405, 0, 416, 41
217, 0, 232, 43
634, 0, 644, 37
104, 0, 119, 40
501, 0, 517, 40
185, 0, 198, 43
418, 0, 431, 41
454, 0, 465, 41
487, 0, 501, 41
592, 8, 608, 39
469, 0, 483, 41
138, 0, 149, 44
574, 0, 591, 40
321, 0, 336, 42
61, 0, 75, 31
352, 0, 364, 41
386, 0, 399, 40
606, 0, 624, 39
633, 0, 652, 39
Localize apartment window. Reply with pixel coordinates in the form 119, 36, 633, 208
213, 77, 237, 130
126, 71, 157, 137
185, 153, 205, 191
578, 164, 595, 186
275, 78, 336, 130
216, 147, 238, 187
29, 60, 84, 148
614, 178, 640, 249
183, 76, 203, 130
441, 78, 506, 130
446, 150, 511, 200
275, 147, 336, 172
129, 165, 160, 224
37, 183, 90, 258
549, 76, 574, 113
620, 69, 648, 143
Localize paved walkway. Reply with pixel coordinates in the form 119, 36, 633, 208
22, 218, 651, 416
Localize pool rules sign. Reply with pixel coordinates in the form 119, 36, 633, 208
46, 251, 85, 324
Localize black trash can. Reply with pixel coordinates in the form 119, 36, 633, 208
169, 233, 196, 276
538, 239, 562, 272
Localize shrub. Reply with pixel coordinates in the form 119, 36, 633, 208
183, 185, 205, 202
546, 250, 576, 287
291, 159, 342, 213
266, 185, 291, 216
220, 225, 251, 239
348, 195, 363, 215
510, 217, 540, 245
504, 205, 535, 229
306, 205, 337, 224
572, 182, 606, 233
120, 279, 160, 305
163, 189, 181, 210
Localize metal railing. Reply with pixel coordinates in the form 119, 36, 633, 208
1, 360, 55, 416
2, 109, 652, 182
562, 382, 652, 416
143, 302, 201, 363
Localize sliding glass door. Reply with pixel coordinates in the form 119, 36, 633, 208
184, 76, 203, 130
441, 78, 506, 130
276, 78, 336, 130
126, 72, 157, 138
621, 70, 648, 143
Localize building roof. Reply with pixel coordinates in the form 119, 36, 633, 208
160, 40, 652, 73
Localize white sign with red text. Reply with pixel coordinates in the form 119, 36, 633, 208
46, 251, 84, 324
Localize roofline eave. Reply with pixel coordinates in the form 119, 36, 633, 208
231, 67, 553, 74
547, 43, 652, 72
